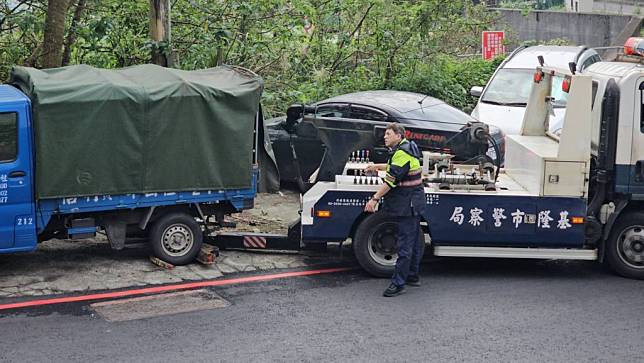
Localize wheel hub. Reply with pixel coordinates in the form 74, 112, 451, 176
162, 224, 194, 257
617, 226, 644, 268
367, 223, 398, 266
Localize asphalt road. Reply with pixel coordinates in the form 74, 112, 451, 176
0, 258, 642, 362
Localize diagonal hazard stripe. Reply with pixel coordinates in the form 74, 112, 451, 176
0, 267, 352, 311
243, 236, 267, 248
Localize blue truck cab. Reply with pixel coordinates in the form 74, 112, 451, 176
0, 86, 36, 253
0, 67, 261, 265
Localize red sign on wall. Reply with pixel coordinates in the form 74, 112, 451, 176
482, 31, 505, 60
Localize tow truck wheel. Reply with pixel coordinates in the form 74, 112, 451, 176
353, 212, 425, 277
149, 212, 203, 266
606, 212, 644, 280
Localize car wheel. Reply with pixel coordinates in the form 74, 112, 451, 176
149, 212, 203, 266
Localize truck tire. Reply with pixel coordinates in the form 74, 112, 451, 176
606, 212, 644, 280
149, 213, 203, 266
353, 212, 425, 277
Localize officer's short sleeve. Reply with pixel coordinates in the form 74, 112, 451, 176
385, 150, 410, 188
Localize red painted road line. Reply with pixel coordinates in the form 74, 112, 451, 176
0, 267, 352, 311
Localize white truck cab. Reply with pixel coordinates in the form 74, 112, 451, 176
582, 60, 644, 195
560, 38, 644, 278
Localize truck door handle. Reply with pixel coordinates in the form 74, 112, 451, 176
8, 171, 25, 178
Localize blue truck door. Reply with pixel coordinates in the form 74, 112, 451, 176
0, 99, 36, 250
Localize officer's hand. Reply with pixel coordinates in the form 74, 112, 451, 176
364, 163, 378, 173
364, 199, 377, 213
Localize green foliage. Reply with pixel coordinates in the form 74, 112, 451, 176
390, 55, 504, 112
498, 0, 564, 11
0, 0, 503, 116
521, 38, 574, 46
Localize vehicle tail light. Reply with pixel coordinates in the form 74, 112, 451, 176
562, 76, 572, 93
534, 71, 544, 83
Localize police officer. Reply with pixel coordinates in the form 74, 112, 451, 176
364, 123, 425, 297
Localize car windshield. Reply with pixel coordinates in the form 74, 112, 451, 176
481, 69, 569, 108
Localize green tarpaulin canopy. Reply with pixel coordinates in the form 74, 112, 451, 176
11, 64, 263, 199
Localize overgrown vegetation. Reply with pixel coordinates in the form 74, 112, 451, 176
497, 0, 564, 11
1, 0, 505, 115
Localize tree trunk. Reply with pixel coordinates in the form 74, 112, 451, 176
149, 0, 171, 66
62, 0, 86, 66
42, 0, 72, 68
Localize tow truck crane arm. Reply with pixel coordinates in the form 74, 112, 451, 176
290, 106, 499, 183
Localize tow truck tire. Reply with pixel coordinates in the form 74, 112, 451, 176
606, 212, 644, 280
149, 212, 203, 266
353, 212, 425, 277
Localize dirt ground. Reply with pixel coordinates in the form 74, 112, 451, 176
223, 191, 301, 234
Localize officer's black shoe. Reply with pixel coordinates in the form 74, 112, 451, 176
407, 275, 421, 287
383, 283, 406, 297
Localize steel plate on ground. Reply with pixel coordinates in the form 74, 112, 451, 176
90, 289, 229, 322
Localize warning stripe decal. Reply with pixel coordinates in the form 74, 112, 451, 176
243, 236, 267, 248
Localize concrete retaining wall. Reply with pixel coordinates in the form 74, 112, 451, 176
492, 9, 641, 49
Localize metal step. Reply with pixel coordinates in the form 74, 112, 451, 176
433, 246, 597, 260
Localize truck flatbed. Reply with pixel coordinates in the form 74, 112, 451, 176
37, 177, 256, 222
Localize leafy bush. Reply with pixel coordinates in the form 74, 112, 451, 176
389, 55, 504, 113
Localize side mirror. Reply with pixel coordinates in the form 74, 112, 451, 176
568, 62, 577, 75
470, 86, 484, 98
285, 104, 304, 127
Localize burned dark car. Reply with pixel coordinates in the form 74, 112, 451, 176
267, 90, 503, 189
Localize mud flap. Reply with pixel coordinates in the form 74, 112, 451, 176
105, 221, 127, 250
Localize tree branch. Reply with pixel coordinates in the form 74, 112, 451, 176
0, 0, 33, 29
62, 0, 86, 66
330, 2, 375, 73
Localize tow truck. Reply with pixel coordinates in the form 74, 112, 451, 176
215, 38, 644, 280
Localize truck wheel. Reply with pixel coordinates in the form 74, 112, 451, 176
149, 213, 203, 266
353, 212, 425, 277
606, 212, 644, 279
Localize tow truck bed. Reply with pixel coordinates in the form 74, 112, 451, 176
300, 172, 587, 248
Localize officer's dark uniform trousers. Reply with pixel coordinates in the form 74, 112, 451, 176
392, 212, 423, 286
382, 139, 426, 287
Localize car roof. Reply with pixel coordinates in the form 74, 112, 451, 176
314, 90, 473, 129
317, 90, 443, 115
504, 46, 597, 69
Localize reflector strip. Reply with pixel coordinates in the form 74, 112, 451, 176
316, 210, 331, 218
